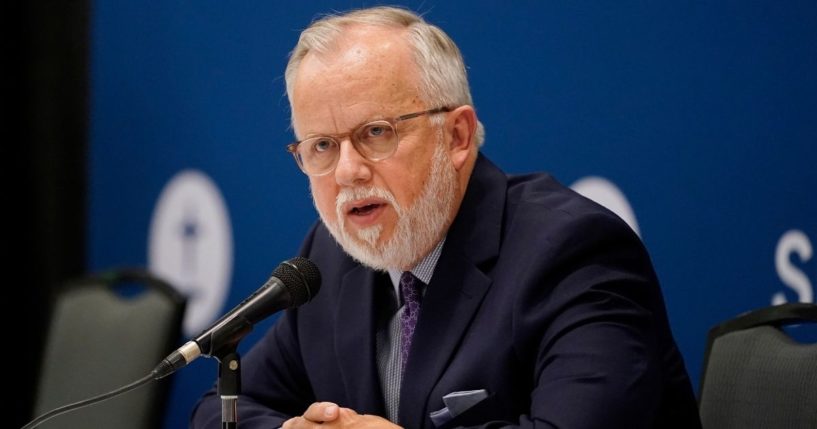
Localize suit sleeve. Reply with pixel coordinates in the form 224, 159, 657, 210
189, 223, 321, 429
525, 213, 665, 428
461, 212, 675, 429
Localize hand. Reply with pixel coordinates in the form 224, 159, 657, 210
282, 402, 401, 429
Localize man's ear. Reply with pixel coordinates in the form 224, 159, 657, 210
446, 105, 477, 171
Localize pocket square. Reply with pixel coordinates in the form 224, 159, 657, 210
429, 389, 489, 427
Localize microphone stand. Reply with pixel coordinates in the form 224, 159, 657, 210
215, 346, 241, 429
207, 319, 253, 429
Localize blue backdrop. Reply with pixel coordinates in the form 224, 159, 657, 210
88, 2, 816, 428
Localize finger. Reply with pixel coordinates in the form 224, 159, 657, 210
303, 401, 340, 422
337, 407, 359, 418
282, 416, 306, 429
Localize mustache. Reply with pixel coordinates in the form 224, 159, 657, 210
335, 186, 402, 215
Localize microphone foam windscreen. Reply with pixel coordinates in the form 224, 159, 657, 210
275, 257, 321, 306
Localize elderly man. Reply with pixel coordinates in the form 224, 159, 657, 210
191, 6, 701, 429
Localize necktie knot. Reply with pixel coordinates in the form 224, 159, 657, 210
399, 272, 424, 373
400, 271, 423, 309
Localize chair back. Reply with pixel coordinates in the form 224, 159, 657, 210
698, 302, 817, 429
33, 268, 186, 429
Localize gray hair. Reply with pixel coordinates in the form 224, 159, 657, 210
285, 6, 485, 147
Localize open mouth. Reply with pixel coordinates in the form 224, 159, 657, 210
350, 203, 382, 216
342, 198, 389, 226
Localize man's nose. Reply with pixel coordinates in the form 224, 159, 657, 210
334, 138, 372, 186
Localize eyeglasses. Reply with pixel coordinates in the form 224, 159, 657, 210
286, 106, 452, 176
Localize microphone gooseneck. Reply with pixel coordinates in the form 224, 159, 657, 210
153, 257, 321, 379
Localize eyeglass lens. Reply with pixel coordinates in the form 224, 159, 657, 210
298, 120, 397, 174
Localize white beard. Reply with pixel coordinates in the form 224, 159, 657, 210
315, 141, 458, 271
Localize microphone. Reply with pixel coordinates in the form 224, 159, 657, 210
152, 256, 321, 379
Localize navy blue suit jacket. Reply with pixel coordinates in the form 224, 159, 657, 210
191, 155, 701, 428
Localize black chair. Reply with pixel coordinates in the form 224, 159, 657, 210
32, 268, 186, 429
698, 302, 817, 429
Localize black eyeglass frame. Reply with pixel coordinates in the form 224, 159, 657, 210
286, 106, 453, 176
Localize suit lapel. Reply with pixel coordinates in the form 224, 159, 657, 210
398, 155, 507, 428
334, 265, 386, 415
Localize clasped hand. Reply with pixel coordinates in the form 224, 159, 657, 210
282, 402, 402, 429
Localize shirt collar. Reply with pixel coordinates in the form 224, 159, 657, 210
388, 237, 445, 292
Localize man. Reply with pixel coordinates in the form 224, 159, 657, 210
191, 6, 701, 428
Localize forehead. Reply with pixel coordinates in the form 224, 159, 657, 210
291, 25, 424, 136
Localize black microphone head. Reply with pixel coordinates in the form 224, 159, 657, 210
273, 257, 321, 306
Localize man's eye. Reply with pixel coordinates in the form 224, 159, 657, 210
362, 124, 393, 139
368, 126, 386, 136
313, 139, 335, 153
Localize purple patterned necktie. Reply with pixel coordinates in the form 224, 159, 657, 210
399, 271, 424, 372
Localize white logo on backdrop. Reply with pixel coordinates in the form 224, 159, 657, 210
148, 169, 233, 337
570, 176, 641, 237
772, 229, 814, 304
